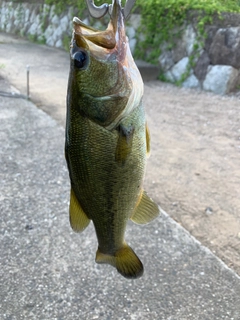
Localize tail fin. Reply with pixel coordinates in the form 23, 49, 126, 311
95, 244, 144, 279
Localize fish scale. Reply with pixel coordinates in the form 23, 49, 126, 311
65, 0, 159, 279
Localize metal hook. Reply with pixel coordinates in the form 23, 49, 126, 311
123, 0, 136, 19
84, 0, 109, 19
84, 0, 136, 19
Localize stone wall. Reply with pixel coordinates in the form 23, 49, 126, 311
0, 1, 139, 52
158, 12, 240, 94
0, 1, 78, 48
1, 1, 240, 95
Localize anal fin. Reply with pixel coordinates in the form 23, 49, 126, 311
69, 188, 90, 233
131, 191, 160, 224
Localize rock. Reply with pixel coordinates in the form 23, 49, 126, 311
46, 36, 55, 47
55, 39, 63, 48
28, 19, 39, 35
128, 14, 141, 30
13, 4, 24, 29
44, 25, 54, 40
203, 65, 239, 94
165, 70, 175, 82
6, 22, 13, 33
182, 74, 200, 89
194, 51, 210, 82
49, 5, 56, 20
2, 5, 14, 32
209, 27, 240, 69
158, 49, 174, 72
183, 24, 197, 56
68, 6, 77, 22
204, 26, 218, 52
82, 18, 89, 26
129, 38, 137, 54
166, 57, 190, 82
52, 26, 63, 42
52, 14, 60, 27
169, 25, 197, 64
205, 207, 213, 215
60, 15, 69, 32
172, 36, 187, 64
29, 8, 38, 24
24, 8, 30, 24
126, 26, 135, 40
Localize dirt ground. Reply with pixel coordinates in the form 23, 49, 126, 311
1, 32, 240, 275
144, 83, 240, 275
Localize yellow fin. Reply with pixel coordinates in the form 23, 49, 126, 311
69, 188, 90, 233
131, 191, 160, 224
146, 122, 151, 157
95, 244, 143, 279
115, 124, 134, 165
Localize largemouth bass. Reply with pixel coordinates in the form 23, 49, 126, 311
65, 0, 159, 279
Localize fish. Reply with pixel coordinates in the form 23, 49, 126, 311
65, 0, 160, 279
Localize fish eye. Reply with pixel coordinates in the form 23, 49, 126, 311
73, 51, 87, 69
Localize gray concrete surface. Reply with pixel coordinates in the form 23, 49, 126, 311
1, 77, 240, 320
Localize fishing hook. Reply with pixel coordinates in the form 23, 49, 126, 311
84, 0, 109, 19
84, 0, 136, 19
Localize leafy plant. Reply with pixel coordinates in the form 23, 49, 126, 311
135, 0, 240, 64
63, 34, 71, 51
131, 0, 240, 85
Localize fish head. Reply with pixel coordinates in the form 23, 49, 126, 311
68, 0, 143, 129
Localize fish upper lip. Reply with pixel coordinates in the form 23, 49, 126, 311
73, 17, 100, 33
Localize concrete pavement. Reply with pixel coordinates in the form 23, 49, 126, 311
1, 76, 240, 319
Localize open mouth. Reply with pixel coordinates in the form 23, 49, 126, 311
72, 0, 124, 51
73, 17, 117, 50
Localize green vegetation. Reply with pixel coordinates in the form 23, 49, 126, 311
45, 0, 84, 15
44, 0, 240, 62
135, 0, 240, 64
63, 34, 71, 51
5, 0, 240, 81
27, 33, 46, 44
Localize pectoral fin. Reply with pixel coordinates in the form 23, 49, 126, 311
115, 124, 135, 165
69, 188, 90, 233
146, 123, 151, 157
131, 191, 160, 224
